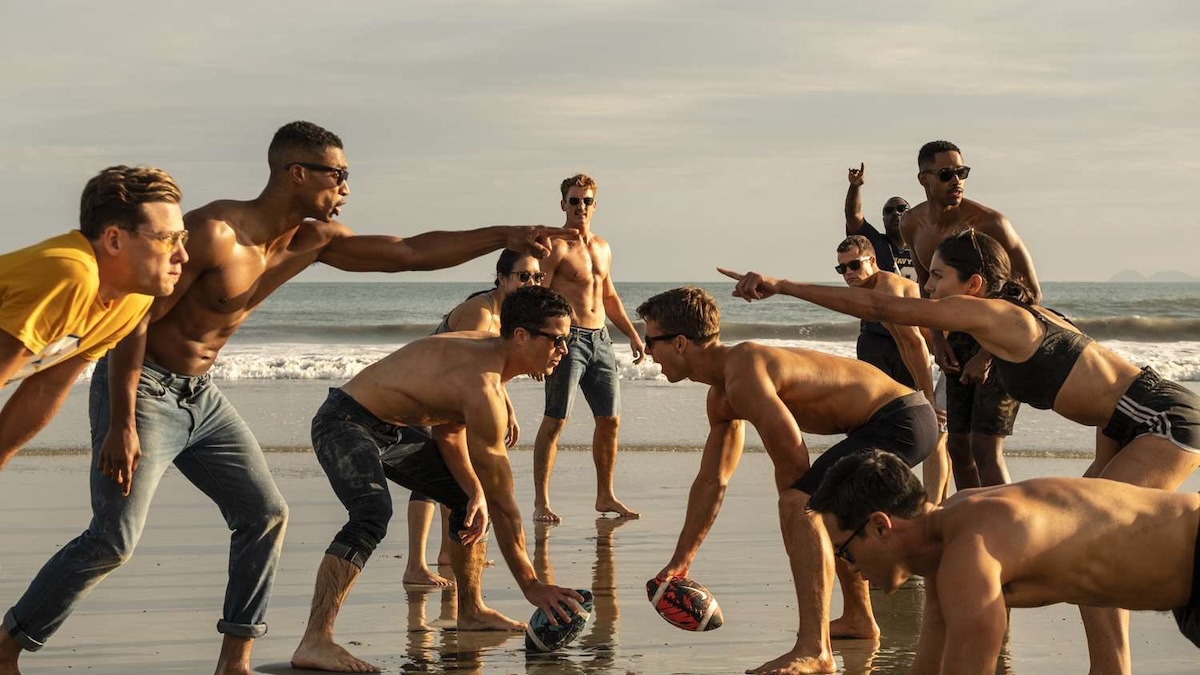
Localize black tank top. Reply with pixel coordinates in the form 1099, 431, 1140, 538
992, 298, 1093, 410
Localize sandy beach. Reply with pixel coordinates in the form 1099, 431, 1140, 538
4, 423, 1200, 673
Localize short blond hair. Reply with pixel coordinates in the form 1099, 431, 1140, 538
79, 165, 182, 238
560, 173, 597, 199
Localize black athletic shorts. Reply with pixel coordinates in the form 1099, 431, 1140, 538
945, 331, 1021, 436
857, 330, 917, 389
792, 392, 938, 495
1102, 366, 1200, 453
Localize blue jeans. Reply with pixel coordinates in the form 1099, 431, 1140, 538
2, 358, 288, 650
543, 326, 622, 419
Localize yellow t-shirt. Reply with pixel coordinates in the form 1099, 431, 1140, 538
0, 231, 153, 382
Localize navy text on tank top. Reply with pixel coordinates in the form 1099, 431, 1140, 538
992, 298, 1093, 410
856, 221, 915, 281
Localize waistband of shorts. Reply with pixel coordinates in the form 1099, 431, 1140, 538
1121, 366, 1163, 399
142, 360, 213, 389
569, 325, 608, 337
322, 388, 403, 434
869, 391, 931, 421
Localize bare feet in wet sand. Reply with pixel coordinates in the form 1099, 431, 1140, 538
291, 640, 381, 673
533, 503, 562, 524
745, 648, 835, 674
458, 607, 527, 632
829, 615, 880, 640
402, 566, 455, 589
596, 496, 639, 519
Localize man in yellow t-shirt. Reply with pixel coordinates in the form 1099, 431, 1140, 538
0, 165, 188, 469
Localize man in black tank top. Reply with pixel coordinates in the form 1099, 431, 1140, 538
844, 163, 917, 281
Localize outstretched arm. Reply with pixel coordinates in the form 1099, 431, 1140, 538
0, 350, 88, 470
845, 163, 866, 236
319, 225, 571, 273
658, 388, 745, 579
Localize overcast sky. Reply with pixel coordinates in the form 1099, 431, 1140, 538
3, 1, 1197, 282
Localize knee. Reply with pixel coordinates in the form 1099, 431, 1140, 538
595, 416, 620, 433
777, 488, 811, 515
539, 417, 568, 437
348, 493, 393, 542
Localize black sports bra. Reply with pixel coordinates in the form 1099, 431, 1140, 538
992, 299, 1093, 410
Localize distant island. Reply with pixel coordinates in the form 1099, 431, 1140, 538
1109, 270, 1200, 283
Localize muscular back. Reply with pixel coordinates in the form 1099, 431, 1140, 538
937, 478, 1200, 611
541, 234, 612, 329
147, 201, 345, 375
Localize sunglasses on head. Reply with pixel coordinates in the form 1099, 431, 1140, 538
528, 328, 570, 349
834, 256, 871, 275
509, 270, 547, 283
922, 166, 971, 183
882, 204, 909, 216
289, 162, 350, 185
567, 196, 595, 207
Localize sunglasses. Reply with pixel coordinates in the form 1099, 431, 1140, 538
921, 166, 971, 183
125, 228, 189, 254
290, 162, 350, 185
529, 329, 570, 349
509, 271, 547, 283
882, 204, 909, 216
833, 519, 870, 565
567, 196, 595, 207
834, 256, 871, 275
643, 332, 688, 348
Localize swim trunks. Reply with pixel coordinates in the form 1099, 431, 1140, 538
1101, 367, 1200, 453
944, 331, 1021, 436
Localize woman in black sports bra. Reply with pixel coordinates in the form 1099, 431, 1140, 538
720, 230, 1200, 489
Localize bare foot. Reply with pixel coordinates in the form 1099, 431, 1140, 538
291, 639, 381, 673
533, 503, 562, 524
745, 648, 835, 674
829, 615, 880, 640
216, 666, 252, 675
402, 566, 454, 589
596, 496, 639, 519
458, 606, 527, 632
0, 631, 23, 675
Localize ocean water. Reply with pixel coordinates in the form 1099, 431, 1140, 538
213, 281, 1200, 382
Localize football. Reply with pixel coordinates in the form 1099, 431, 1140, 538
524, 589, 594, 653
646, 576, 723, 631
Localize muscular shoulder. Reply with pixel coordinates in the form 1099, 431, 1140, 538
874, 271, 921, 298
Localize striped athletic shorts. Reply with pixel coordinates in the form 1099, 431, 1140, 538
1101, 367, 1200, 453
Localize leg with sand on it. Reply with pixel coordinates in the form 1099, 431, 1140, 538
401, 494, 453, 589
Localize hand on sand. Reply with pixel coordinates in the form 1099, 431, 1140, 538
717, 267, 781, 302
291, 639, 382, 673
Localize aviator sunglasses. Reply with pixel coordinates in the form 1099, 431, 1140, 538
834, 256, 871, 275
567, 196, 595, 207
921, 166, 971, 183
289, 162, 350, 185
124, 228, 189, 253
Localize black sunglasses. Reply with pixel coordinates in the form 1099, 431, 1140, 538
567, 196, 595, 206
833, 519, 870, 565
529, 329, 570, 349
834, 257, 871, 275
509, 271, 547, 283
882, 204, 909, 216
922, 166, 970, 183
290, 162, 350, 185
644, 332, 688, 348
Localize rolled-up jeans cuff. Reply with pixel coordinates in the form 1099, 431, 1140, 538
216, 619, 267, 639
3, 609, 45, 652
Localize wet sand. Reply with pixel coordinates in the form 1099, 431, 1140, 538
3, 450, 1199, 674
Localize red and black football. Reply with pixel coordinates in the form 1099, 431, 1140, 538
646, 576, 723, 631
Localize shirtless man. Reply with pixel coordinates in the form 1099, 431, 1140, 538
900, 140, 1040, 490
0, 121, 563, 675
0, 165, 186, 471
532, 174, 643, 523
292, 286, 584, 672
812, 449, 1200, 674
637, 287, 937, 674
844, 162, 915, 280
